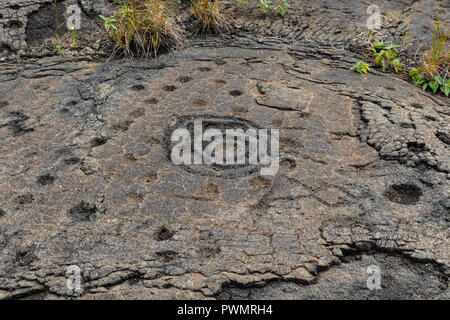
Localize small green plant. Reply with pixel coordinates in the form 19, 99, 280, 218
277, 0, 290, 17
350, 61, 371, 74
410, 67, 425, 85
257, 0, 273, 14
99, 15, 117, 32
247, 0, 290, 17
425, 76, 449, 96
70, 29, 79, 48
389, 58, 404, 73
370, 40, 403, 72
50, 0, 65, 53
411, 69, 450, 96
54, 32, 65, 54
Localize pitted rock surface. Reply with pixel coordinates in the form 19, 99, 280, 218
0, 36, 448, 299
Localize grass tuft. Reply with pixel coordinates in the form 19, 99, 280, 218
102, 0, 185, 58
421, 21, 449, 79
410, 21, 449, 96
190, 0, 230, 32
420, 22, 450, 78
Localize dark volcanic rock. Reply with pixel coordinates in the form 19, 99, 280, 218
0, 0, 449, 300
0, 37, 448, 299
0, 0, 448, 53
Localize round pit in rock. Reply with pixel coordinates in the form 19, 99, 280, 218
384, 184, 423, 205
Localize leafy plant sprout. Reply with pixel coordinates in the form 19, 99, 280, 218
277, 0, 290, 17
370, 40, 403, 72
236, 0, 290, 17
99, 15, 117, 32
411, 69, 450, 96
350, 61, 371, 74
257, 0, 273, 14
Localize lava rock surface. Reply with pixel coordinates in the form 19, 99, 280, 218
0, 0, 448, 300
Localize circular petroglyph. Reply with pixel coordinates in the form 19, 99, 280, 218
167, 115, 269, 178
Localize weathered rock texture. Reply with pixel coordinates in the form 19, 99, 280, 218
1, 0, 448, 52
0, 0, 111, 51
0, 0, 449, 300
0, 35, 448, 299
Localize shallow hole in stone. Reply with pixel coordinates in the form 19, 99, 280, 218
127, 275, 141, 286
424, 115, 436, 122
17, 194, 34, 204
198, 67, 212, 72
91, 137, 108, 147
64, 157, 80, 165
384, 184, 422, 205
0, 209, 6, 218
229, 90, 243, 97
66, 100, 78, 106
142, 170, 157, 183
156, 250, 178, 262
113, 119, 132, 132
280, 158, 296, 169
126, 193, 143, 203
250, 176, 272, 189
212, 79, 227, 84
0, 45, 13, 55
410, 103, 423, 109
215, 60, 227, 65
123, 153, 137, 162
280, 137, 302, 148
146, 137, 159, 147
407, 141, 425, 152
16, 248, 35, 266
272, 119, 283, 127
69, 201, 97, 222
231, 107, 248, 115
144, 98, 158, 105
163, 85, 177, 92
132, 84, 145, 91
400, 122, 415, 129
154, 226, 174, 241
178, 76, 192, 83
192, 99, 207, 107
0, 101, 8, 109
6, 20, 23, 29
256, 84, 266, 95
199, 183, 220, 197
128, 107, 145, 119
436, 131, 450, 146
199, 246, 221, 258
37, 173, 56, 185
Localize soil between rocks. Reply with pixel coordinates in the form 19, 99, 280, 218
0, 0, 449, 300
